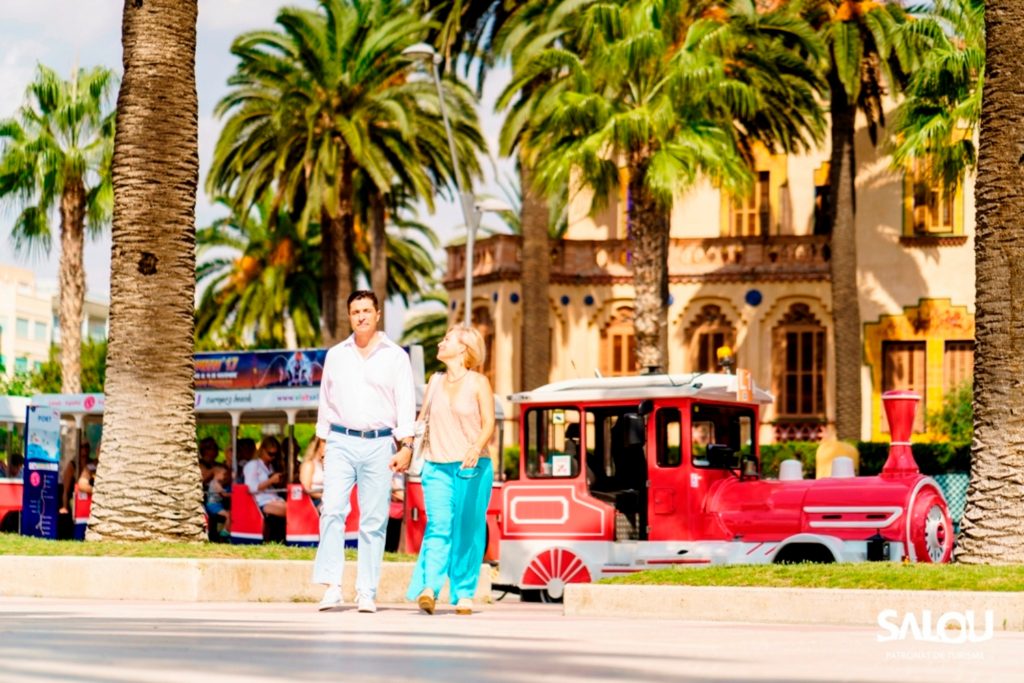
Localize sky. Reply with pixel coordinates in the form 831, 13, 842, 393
0, 0, 512, 339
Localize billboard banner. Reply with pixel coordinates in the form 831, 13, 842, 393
195, 349, 327, 390
20, 406, 62, 539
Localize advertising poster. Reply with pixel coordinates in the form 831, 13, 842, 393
195, 349, 327, 390
20, 406, 61, 539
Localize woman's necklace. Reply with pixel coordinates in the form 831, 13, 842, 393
446, 369, 469, 383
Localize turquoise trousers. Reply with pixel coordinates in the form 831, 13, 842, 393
406, 458, 493, 603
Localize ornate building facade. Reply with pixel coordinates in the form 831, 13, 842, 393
442, 117, 975, 444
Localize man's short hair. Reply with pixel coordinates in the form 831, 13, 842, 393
347, 289, 379, 311
199, 437, 218, 452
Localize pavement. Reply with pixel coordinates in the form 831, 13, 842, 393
0, 597, 1021, 682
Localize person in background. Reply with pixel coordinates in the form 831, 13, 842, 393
61, 441, 91, 515
206, 463, 231, 540
243, 436, 286, 518
77, 442, 100, 495
6, 454, 23, 480
198, 437, 219, 485
402, 326, 495, 616
235, 438, 257, 483
299, 437, 325, 508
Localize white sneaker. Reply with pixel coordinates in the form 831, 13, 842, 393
318, 586, 342, 612
455, 598, 473, 615
357, 596, 377, 613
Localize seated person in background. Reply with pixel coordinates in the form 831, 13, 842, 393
77, 443, 100, 495
198, 437, 219, 486
6, 454, 23, 480
243, 436, 286, 518
235, 437, 257, 483
61, 442, 91, 514
206, 463, 231, 537
298, 437, 325, 508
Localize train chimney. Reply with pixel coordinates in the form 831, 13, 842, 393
880, 390, 921, 478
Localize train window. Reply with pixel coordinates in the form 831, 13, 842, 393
691, 403, 756, 469
656, 408, 682, 467
524, 407, 582, 479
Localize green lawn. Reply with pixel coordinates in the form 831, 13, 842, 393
0, 534, 415, 562
601, 563, 1024, 592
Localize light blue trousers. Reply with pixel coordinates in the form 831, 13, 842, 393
406, 458, 493, 603
312, 432, 393, 599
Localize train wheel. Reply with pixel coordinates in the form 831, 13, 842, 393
520, 547, 592, 603
909, 487, 954, 563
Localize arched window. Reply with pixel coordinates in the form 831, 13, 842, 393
472, 306, 495, 387
600, 306, 637, 377
772, 303, 826, 421
684, 304, 736, 373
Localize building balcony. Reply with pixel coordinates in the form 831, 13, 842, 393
443, 234, 832, 289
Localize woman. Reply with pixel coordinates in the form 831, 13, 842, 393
299, 437, 325, 508
243, 436, 285, 518
406, 326, 495, 615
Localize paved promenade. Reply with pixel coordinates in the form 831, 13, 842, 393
0, 597, 1020, 682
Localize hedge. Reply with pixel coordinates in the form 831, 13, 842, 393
760, 441, 970, 479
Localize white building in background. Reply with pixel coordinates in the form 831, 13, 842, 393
0, 265, 108, 377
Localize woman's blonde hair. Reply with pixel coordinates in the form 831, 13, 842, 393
448, 325, 486, 370
303, 437, 324, 461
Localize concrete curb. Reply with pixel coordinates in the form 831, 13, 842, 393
563, 584, 1024, 631
0, 556, 491, 603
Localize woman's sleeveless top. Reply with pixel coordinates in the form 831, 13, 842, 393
426, 372, 483, 464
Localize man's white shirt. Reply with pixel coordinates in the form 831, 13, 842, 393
315, 332, 416, 441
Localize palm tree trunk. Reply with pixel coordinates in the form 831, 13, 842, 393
320, 162, 355, 345
629, 169, 669, 372
519, 160, 551, 391
956, 0, 1024, 564
369, 191, 388, 319
89, 0, 204, 541
827, 68, 863, 441
59, 178, 86, 394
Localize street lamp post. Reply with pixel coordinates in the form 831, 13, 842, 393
402, 43, 509, 327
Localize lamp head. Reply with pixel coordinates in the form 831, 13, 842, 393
474, 197, 514, 214
402, 42, 441, 65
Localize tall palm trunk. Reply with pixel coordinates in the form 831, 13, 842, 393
320, 162, 355, 345
369, 191, 388, 319
827, 66, 863, 441
89, 0, 204, 541
58, 178, 86, 394
629, 167, 669, 372
519, 161, 551, 391
956, 0, 1024, 564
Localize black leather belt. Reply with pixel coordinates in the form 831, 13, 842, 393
330, 424, 393, 439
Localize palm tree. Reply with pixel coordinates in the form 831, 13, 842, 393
890, 0, 984, 188
800, 0, 923, 440
416, 0, 556, 392
0, 65, 116, 394
89, 0, 204, 541
208, 0, 484, 345
505, 0, 826, 370
955, 0, 1024, 564
196, 196, 322, 349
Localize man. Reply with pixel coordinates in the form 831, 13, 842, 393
313, 290, 415, 613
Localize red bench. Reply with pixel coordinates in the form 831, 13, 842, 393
0, 479, 22, 532
284, 484, 360, 548
73, 485, 91, 541
229, 483, 264, 544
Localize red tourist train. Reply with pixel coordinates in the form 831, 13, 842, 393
450, 374, 954, 601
